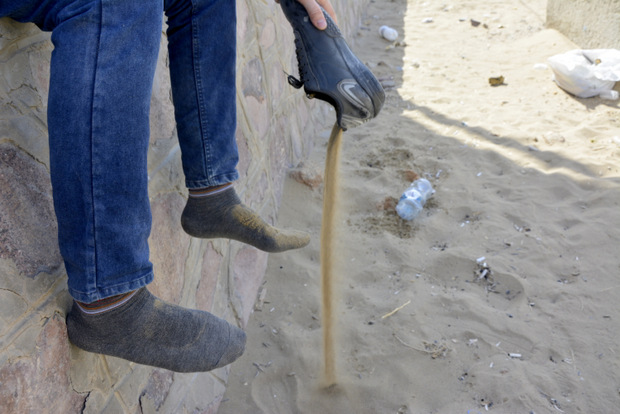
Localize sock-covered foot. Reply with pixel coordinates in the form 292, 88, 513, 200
66, 288, 246, 372
181, 186, 310, 253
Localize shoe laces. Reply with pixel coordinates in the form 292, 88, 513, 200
287, 36, 312, 96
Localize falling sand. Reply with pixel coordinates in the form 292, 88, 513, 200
320, 122, 344, 387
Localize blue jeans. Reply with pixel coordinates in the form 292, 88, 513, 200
1, 0, 239, 302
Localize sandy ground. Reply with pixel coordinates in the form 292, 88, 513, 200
219, 0, 620, 413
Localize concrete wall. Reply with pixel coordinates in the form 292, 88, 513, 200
0, 1, 367, 412
547, 0, 620, 49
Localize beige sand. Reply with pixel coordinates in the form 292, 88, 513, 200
219, 0, 620, 412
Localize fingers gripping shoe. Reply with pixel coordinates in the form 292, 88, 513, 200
280, 0, 385, 130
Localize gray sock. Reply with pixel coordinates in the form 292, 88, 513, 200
66, 288, 246, 372
181, 187, 310, 253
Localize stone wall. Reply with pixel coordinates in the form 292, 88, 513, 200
0, 1, 367, 412
547, 0, 620, 49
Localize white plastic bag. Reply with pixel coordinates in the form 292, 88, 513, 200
547, 49, 620, 98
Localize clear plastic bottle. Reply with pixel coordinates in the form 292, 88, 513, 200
396, 178, 435, 220
599, 90, 619, 100
379, 25, 398, 42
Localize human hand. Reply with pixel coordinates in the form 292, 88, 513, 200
275, 0, 338, 30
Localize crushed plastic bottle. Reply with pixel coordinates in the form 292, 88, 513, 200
396, 178, 435, 220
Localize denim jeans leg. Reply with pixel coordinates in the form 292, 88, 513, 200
0, 0, 48, 23
164, 0, 239, 189
45, 0, 163, 302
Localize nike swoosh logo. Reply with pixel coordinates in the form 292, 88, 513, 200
338, 80, 368, 109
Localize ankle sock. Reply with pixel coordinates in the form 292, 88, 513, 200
66, 288, 246, 372
188, 183, 233, 198
181, 186, 310, 253
76, 291, 137, 315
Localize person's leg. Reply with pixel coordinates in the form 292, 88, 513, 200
1, 0, 155, 300
33, 0, 245, 372
47, 0, 158, 302
164, 0, 310, 253
0, 1, 45, 23
164, 0, 237, 189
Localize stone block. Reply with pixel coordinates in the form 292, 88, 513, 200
236, 0, 252, 48
0, 21, 52, 165
148, 193, 190, 304
68, 345, 103, 393
243, 170, 269, 212
139, 369, 175, 411
241, 57, 265, 102
269, 128, 289, 205
195, 242, 223, 312
243, 95, 271, 142
0, 144, 62, 279
282, 112, 306, 162
230, 246, 269, 327
270, 118, 290, 172
80, 391, 107, 414
235, 127, 251, 179
0, 314, 86, 413
149, 33, 176, 142
113, 365, 156, 413
259, 19, 276, 50
84, 392, 125, 414
268, 60, 287, 111
153, 371, 226, 414
0, 288, 28, 338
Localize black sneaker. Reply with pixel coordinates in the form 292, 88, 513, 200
280, 0, 385, 130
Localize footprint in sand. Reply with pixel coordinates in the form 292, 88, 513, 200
251, 369, 301, 414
